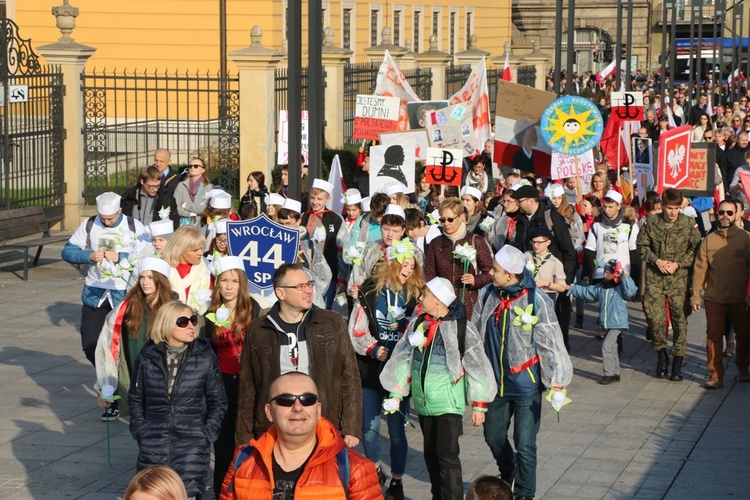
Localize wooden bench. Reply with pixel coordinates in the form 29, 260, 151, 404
0, 207, 72, 281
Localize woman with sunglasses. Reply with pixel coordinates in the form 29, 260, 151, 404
129, 300, 227, 499
349, 240, 424, 498
424, 197, 494, 320
204, 256, 261, 496
174, 156, 213, 227
692, 113, 712, 142
163, 226, 213, 315
95, 258, 174, 423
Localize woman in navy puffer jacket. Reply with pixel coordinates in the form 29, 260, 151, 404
129, 300, 227, 499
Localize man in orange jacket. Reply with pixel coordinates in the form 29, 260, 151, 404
221, 372, 383, 499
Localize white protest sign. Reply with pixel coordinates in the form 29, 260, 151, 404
277, 110, 309, 165
550, 149, 595, 180
353, 95, 401, 140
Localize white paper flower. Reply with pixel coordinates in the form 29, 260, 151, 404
551, 390, 566, 410
681, 206, 697, 218
382, 397, 401, 413
101, 384, 116, 400
615, 232, 628, 243
408, 329, 426, 349
216, 305, 230, 323
525, 260, 536, 274
118, 258, 130, 268
521, 313, 534, 324
388, 305, 406, 321
194, 288, 212, 306
118, 230, 134, 248
478, 216, 495, 232
158, 206, 170, 220
312, 226, 327, 243
336, 293, 347, 307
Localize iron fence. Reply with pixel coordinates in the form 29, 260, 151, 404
445, 63, 472, 99
487, 67, 500, 117
274, 67, 310, 149
517, 66, 537, 89
343, 63, 432, 145
0, 19, 64, 218
82, 70, 240, 201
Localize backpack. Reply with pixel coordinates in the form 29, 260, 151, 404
85, 215, 136, 250
226, 443, 351, 499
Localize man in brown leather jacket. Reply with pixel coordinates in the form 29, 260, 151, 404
236, 263, 362, 447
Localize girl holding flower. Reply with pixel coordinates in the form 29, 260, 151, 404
95, 258, 174, 422
204, 256, 261, 496
348, 239, 424, 497
162, 226, 213, 316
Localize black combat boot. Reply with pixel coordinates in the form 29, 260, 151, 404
670, 356, 684, 381
656, 349, 669, 379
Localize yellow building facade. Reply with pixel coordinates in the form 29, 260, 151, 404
13, 0, 511, 71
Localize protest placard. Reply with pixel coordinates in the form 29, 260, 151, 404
353, 94, 401, 140
277, 110, 309, 165
380, 129, 430, 161
424, 147, 464, 186
369, 143, 416, 194
425, 104, 475, 157
550, 150, 595, 180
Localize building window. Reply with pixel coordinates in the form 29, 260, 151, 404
433, 11, 439, 37
466, 11, 472, 48
343, 8, 351, 49
371, 9, 379, 46
450, 11, 456, 54
414, 11, 421, 52
394, 10, 401, 46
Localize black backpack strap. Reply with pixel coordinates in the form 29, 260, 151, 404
457, 318, 466, 359
85, 215, 96, 249
126, 216, 136, 233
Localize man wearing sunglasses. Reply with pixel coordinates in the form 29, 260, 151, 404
222, 372, 381, 499
691, 200, 750, 389
236, 263, 362, 451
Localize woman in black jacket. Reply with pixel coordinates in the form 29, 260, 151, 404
129, 300, 227, 499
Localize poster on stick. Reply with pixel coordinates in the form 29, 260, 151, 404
353, 95, 401, 140
657, 125, 692, 193
277, 110, 309, 165
425, 104, 475, 157
610, 91, 644, 122
380, 129, 430, 161
424, 148, 464, 186
369, 143, 416, 194
550, 150, 595, 180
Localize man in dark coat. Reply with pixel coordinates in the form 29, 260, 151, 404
721, 131, 750, 194
153, 148, 182, 195
120, 166, 179, 229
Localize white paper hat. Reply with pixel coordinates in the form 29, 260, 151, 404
604, 189, 623, 205
495, 245, 527, 274
204, 188, 225, 201
211, 192, 232, 209
544, 184, 565, 199
215, 219, 228, 234
426, 277, 457, 307
342, 188, 363, 206
283, 198, 302, 214
385, 204, 406, 220
138, 257, 172, 278
265, 193, 285, 206
460, 186, 483, 201
384, 183, 406, 196
149, 219, 174, 238
214, 255, 245, 276
509, 179, 532, 191
96, 192, 121, 216
361, 196, 371, 212
312, 179, 334, 194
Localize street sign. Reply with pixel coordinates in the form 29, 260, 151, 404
9, 84, 29, 103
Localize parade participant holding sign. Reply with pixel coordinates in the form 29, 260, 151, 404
205, 256, 262, 496
425, 197, 494, 320
471, 245, 572, 500
301, 179, 344, 308
349, 240, 424, 498
278, 198, 331, 309
380, 277, 497, 500
95, 257, 173, 422
62, 192, 148, 366
236, 264, 362, 448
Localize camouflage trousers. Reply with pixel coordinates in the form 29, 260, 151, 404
643, 285, 691, 356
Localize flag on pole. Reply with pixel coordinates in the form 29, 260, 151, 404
728, 68, 746, 84
706, 94, 714, 116
600, 118, 629, 169
666, 104, 677, 129
597, 60, 617, 82
448, 57, 492, 154
374, 50, 421, 131
327, 154, 346, 215
502, 53, 512, 82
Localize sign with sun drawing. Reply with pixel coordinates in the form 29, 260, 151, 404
540, 96, 604, 156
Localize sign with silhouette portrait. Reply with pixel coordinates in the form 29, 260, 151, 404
369, 143, 416, 194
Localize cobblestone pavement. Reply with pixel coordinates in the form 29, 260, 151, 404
0, 243, 747, 499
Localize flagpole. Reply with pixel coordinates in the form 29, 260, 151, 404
616, 122, 622, 187
574, 156, 582, 205
627, 122, 634, 202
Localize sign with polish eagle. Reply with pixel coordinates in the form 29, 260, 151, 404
657, 125, 692, 193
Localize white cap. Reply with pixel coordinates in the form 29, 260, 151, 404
215, 219, 228, 234
149, 219, 174, 238
509, 179, 532, 191
494, 245, 527, 274
138, 257, 172, 278
604, 189, 623, 205
96, 192, 121, 216
211, 192, 232, 209
265, 193, 285, 206
385, 204, 406, 220
312, 179, 334, 194
425, 277, 457, 307
544, 184, 565, 199
214, 255, 245, 276
342, 188, 363, 206
361, 196, 371, 212
283, 198, 302, 214
460, 186, 483, 201
384, 183, 406, 196
204, 188, 225, 201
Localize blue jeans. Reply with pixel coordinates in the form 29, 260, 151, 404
361, 387, 410, 476
483, 393, 542, 498
322, 279, 336, 309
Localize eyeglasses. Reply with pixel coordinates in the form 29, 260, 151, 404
270, 392, 319, 407
189, 164, 204, 169
278, 281, 314, 291
531, 239, 550, 245
439, 216, 458, 223
718, 209, 735, 216
176, 315, 198, 328
215, 236, 228, 243
704, 135, 714, 139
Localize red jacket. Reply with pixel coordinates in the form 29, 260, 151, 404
220, 418, 382, 500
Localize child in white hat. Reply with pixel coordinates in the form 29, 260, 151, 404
380, 276, 497, 500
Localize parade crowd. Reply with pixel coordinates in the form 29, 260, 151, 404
63, 70, 750, 500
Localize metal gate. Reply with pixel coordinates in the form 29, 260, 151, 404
0, 19, 65, 221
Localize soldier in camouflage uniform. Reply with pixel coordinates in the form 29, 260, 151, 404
637, 189, 702, 381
